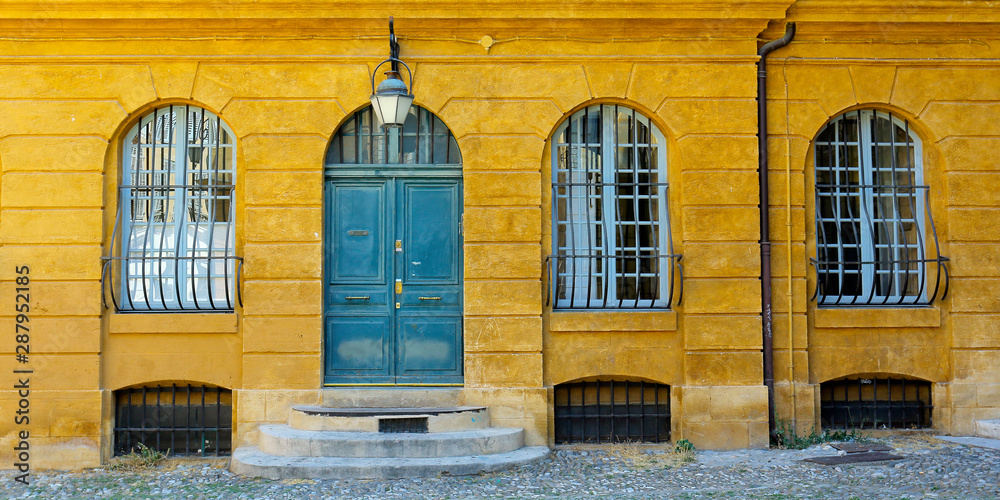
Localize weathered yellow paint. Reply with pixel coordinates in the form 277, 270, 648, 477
244, 171, 324, 206
108, 313, 238, 334
244, 207, 323, 242
683, 243, 760, 278
464, 172, 542, 207
0, 245, 102, 281
243, 316, 323, 353
814, 307, 941, 329
464, 281, 542, 316
685, 315, 762, 350
465, 353, 543, 388
463, 208, 541, 242
464, 243, 541, 280
242, 280, 323, 316
243, 243, 323, 280
1, 0, 999, 467
243, 354, 322, 390
465, 316, 543, 352
548, 311, 677, 332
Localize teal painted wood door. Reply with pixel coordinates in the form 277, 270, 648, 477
324, 177, 463, 385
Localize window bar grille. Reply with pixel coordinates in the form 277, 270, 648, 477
198, 386, 208, 456
640, 381, 646, 440
811, 110, 948, 306
114, 384, 232, 457
820, 377, 932, 429
170, 384, 176, 456
102, 104, 241, 312
548, 105, 680, 310
568, 106, 579, 308
554, 380, 671, 444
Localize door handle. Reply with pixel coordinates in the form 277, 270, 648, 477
345, 296, 370, 301
418, 296, 442, 301
395, 279, 403, 294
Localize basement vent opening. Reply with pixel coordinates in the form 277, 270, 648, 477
821, 377, 933, 430
379, 417, 429, 434
114, 384, 232, 457
554, 379, 670, 444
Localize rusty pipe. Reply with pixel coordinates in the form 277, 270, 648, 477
757, 22, 795, 439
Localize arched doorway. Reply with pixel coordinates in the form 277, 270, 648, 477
323, 105, 463, 385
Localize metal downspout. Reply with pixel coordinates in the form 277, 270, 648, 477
757, 22, 795, 439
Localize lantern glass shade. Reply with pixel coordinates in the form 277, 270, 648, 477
370, 93, 414, 128
370, 75, 414, 128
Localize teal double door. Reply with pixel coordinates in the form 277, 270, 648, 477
324, 174, 463, 385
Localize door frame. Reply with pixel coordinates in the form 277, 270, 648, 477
322, 165, 464, 386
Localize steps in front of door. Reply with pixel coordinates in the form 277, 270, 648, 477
258, 425, 523, 457
231, 446, 550, 480
231, 406, 549, 479
290, 405, 490, 432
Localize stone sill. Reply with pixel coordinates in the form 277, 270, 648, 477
109, 313, 238, 334
548, 310, 678, 332
814, 306, 941, 329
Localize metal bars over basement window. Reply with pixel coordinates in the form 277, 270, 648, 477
554, 380, 671, 444
820, 377, 932, 430
811, 109, 948, 306
547, 104, 681, 309
103, 104, 242, 312
114, 384, 232, 457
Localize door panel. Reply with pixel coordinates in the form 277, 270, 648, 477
325, 315, 392, 381
330, 182, 386, 283
397, 315, 463, 375
401, 182, 460, 282
325, 177, 462, 385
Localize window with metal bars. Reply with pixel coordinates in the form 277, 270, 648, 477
103, 105, 242, 312
547, 104, 681, 309
812, 109, 948, 306
326, 105, 461, 166
113, 384, 232, 457
554, 379, 670, 444
820, 376, 932, 430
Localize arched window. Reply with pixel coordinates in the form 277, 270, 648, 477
326, 105, 460, 166
106, 104, 239, 311
548, 104, 679, 309
813, 109, 947, 306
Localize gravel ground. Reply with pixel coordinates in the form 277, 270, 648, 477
5, 435, 999, 499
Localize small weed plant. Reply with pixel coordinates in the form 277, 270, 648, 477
770, 420, 867, 449
607, 439, 696, 469
107, 443, 168, 471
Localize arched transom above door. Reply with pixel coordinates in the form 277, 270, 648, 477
326, 105, 461, 167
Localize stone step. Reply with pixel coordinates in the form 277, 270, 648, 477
231, 446, 551, 479
321, 388, 463, 408
289, 405, 489, 432
258, 425, 524, 458
976, 419, 1000, 439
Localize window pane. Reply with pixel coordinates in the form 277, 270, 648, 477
118, 105, 238, 311
814, 110, 931, 305
552, 104, 672, 309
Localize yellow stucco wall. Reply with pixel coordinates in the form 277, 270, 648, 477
0, 0, 999, 469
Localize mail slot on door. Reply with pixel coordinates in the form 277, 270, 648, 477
398, 289, 460, 307
330, 291, 388, 305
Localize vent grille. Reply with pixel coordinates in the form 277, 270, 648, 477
379, 417, 429, 434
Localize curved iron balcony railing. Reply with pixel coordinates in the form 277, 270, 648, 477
810, 184, 949, 307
